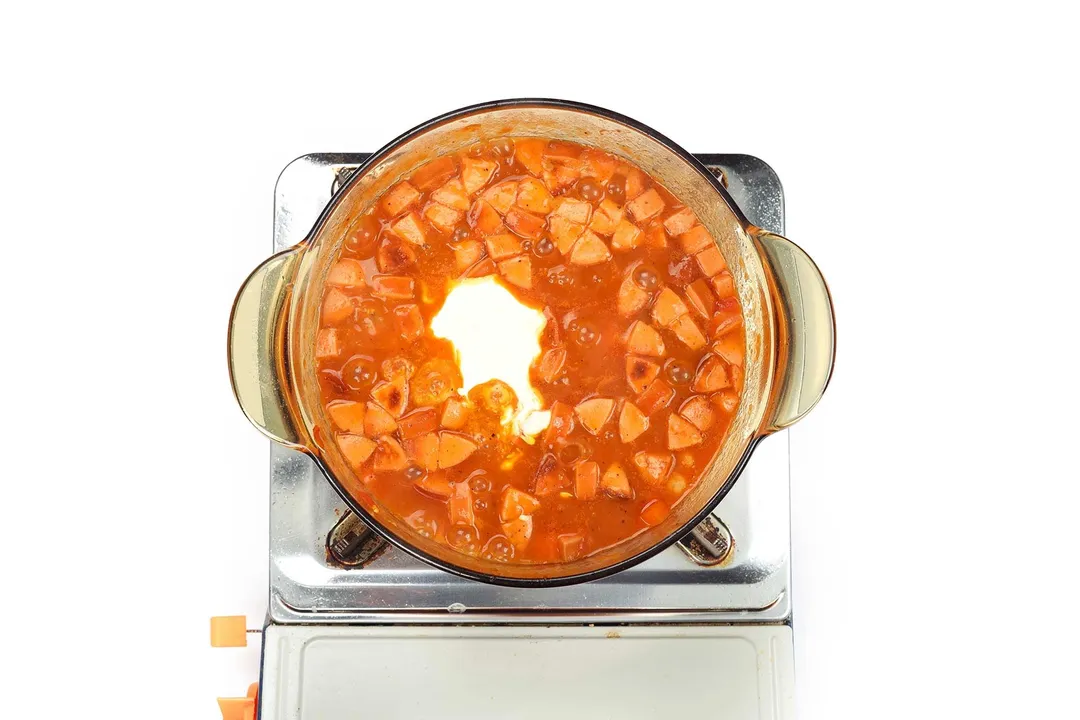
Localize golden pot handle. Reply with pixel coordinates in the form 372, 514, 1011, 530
755, 231, 836, 432
227, 246, 307, 448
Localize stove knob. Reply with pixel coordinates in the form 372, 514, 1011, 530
210, 615, 248, 647
217, 683, 258, 720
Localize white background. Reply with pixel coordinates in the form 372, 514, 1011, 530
2, 2, 1077, 718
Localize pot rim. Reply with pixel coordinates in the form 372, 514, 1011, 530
295, 98, 763, 588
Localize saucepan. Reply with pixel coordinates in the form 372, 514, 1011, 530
228, 99, 834, 586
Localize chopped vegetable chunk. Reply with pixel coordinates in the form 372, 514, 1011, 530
619, 401, 649, 443
382, 182, 420, 216
601, 463, 633, 499
568, 230, 611, 265
337, 434, 376, 469
314, 136, 746, 565
574, 397, 615, 435
626, 321, 665, 357
328, 401, 366, 433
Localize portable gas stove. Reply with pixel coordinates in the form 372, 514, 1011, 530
238, 153, 794, 719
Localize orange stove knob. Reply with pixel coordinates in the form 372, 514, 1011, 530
217, 682, 258, 720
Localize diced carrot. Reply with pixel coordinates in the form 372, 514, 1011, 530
710, 271, 736, 299
617, 273, 650, 317
411, 156, 458, 191
321, 287, 353, 325
618, 401, 649, 443
461, 158, 497, 195
712, 331, 744, 366
372, 275, 414, 300
549, 216, 585, 254
672, 314, 707, 350
485, 233, 524, 261
558, 533, 586, 561
337, 434, 376, 469
390, 212, 426, 246
415, 472, 453, 499
710, 299, 743, 337
371, 377, 408, 417
412, 358, 462, 407
663, 207, 698, 237
695, 244, 728, 277
679, 395, 715, 432
611, 219, 643, 252
328, 401, 366, 433
588, 198, 623, 235
398, 407, 439, 439
632, 451, 674, 485
405, 432, 439, 470
440, 396, 468, 430
692, 354, 730, 393
666, 473, 689, 497
574, 461, 599, 500
468, 199, 504, 235
600, 463, 633, 499
569, 230, 611, 266
502, 515, 534, 551
373, 435, 408, 472
668, 414, 704, 450
550, 197, 592, 224
626, 356, 661, 395
579, 149, 618, 183
684, 279, 715, 319
500, 486, 542, 522
514, 138, 546, 175
543, 401, 575, 445
316, 328, 340, 358
465, 256, 496, 278
636, 378, 675, 416
516, 178, 554, 214
448, 482, 475, 526
327, 259, 366, 287
678, 225, 713, 254
423, 202, 463, 234
483, 180, 518, 215
640, 499, 671, 527
574, 397, 615, 435
626, 321, 665, 357
624, 166, 647, 200
452, 240, 484, 271
438, 431, 478, 469
713, 390, 740, 414
644, 223, 667, 249
364, 401, 398, 436
376, 238, 417, 273
498, 255, 532, 289
531, 453, 561, 497
651, 287, 689, 328
382, 181, 420, 216
394, 304, 424, 342
536, 347, 567, 384
505, 206, 545, 239
431, 177, 470, 211
542, 163, 581, 192
626, 188, 665, 222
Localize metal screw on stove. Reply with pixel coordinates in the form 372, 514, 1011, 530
676, 515, 734, 566
327, 511, 389, 568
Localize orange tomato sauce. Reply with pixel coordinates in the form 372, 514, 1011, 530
315, 138, 745, 564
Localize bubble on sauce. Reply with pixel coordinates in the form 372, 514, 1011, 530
404, 465, 425, 481
576, 179, 603, 203
633, 265, 660, 291
482, 535, 515, 562
341, 355, 377, 391
447, 524, 480, 555
534, 237, 555, 257
665, 359, 693, 385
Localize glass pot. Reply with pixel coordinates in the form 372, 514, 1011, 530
228, 99, 835, 587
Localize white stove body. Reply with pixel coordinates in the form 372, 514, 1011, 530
258, 153, 795, 719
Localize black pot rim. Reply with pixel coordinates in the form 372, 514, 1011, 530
302, 97, 761, 588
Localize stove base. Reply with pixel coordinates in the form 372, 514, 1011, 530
258, 624, 793, 719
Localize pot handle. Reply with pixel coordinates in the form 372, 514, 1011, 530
228, 246, 307, 448
755, 231, 836, 433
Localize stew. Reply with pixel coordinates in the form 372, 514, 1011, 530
315, 138, 745, 564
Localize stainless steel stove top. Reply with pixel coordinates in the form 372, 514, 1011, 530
268, 153, 790, 625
